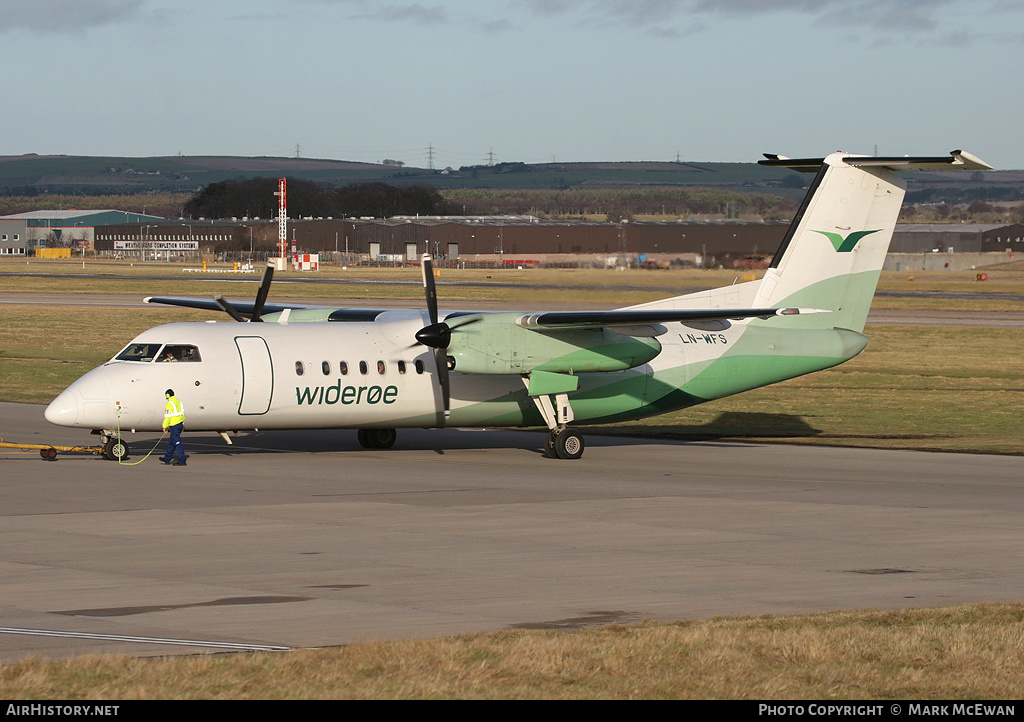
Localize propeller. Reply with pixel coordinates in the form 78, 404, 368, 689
250, 260, 276, 321
416, 254, 451, 416
214, 261, 275, 322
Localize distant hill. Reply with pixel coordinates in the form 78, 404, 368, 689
1, 153, 1022, 203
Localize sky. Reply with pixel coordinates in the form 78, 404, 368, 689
3, 0, 1022, 169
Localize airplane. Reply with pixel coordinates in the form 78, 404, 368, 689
44, 150, 992, 461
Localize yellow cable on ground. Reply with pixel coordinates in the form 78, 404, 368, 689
117, 432, 166, 466
114, 412, 167, 466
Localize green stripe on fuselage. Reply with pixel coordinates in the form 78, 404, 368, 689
388, 324, 867, 429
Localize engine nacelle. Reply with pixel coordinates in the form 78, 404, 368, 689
445, 313, 661, 375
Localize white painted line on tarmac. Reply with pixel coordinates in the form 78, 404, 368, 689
0, 627, 291, 652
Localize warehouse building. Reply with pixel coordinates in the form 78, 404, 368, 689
0, 209, 163, 254
890, 223, 1009, 253
981, 223, 1024, 253
94, 217, 788, 267
88, 217, 1024, 268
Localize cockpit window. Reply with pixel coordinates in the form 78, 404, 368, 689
117, 343, 202, 363
157, 345, 202, 363
116, 343, 162, 362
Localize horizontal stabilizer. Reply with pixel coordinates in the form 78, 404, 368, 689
761, 149, 992, 172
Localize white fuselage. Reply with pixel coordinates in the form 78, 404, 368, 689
45, 313, 457, 433
44, 307, 862, 437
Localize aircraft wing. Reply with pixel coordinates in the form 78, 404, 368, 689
146, 295, 823, 328
513, 307, 824, 330
144, 296, 389, 322
145, 296, 302, 314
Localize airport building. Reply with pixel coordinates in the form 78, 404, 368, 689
12, 212, 1020, 269
93, 217, 790, 267
981, 223, 1024, 253
891, 223, 1013, 253
0, 209, 163, 255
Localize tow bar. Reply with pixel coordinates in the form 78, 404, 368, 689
0, 436, 124, 461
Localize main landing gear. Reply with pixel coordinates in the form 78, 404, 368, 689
545, 426, 585, 460
357, 428, 397, 449
532, 391, 586, 460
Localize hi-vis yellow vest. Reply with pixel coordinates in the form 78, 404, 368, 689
164, 396, 185, 427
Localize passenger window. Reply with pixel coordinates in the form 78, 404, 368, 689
415, 359, 424, 374
340, 361, 349, 375
322, 361, 330, 375
398, 361, 406, 375
359, 361, 368, 375
377, 360, 386, 375
295, 361, 304, 376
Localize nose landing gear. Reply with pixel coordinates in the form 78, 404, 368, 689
101, 434, 130, 461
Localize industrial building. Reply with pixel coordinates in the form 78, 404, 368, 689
8, 211, 1020, 269
93, 216, 790, 267
891, 223, 1013, 253
0, 209, 163, 255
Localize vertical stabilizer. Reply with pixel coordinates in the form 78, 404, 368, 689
753, 153, 903, 332
754, 150, 992, 332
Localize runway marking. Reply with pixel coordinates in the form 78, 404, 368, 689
0, 627, 290, 652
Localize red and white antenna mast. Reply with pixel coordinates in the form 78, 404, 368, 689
274, 178, 287, 261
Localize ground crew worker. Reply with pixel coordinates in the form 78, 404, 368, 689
161, 388, 187, 466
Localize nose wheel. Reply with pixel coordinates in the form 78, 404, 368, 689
102, 436, 130, 461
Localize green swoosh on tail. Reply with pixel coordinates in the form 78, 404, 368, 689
812, 229, 881, 252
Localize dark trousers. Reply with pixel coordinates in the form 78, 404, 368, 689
163, 423, 185, 464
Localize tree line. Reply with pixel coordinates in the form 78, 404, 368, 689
183, 178, 451, 219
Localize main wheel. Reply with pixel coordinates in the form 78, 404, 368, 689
102, 437, 129, 461
553, 428, 585, 460
357, 428, 397, 449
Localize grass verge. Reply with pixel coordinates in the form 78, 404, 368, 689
3, 604, 1023, 699
603, 325, 1024, 455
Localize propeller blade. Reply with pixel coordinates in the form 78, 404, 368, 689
250, 261, 276, 322
214, 294, 248, 323
420, 253, 449, 418
434, 348, 451, 416
421, 253, 438, 327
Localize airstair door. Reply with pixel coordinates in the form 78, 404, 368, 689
235, 336, 274, 415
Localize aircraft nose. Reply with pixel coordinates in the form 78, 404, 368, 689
45, 388, 79, 426
45, 369, 111, 428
